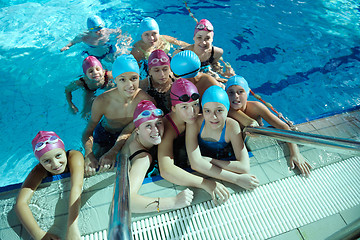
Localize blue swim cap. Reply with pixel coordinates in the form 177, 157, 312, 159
139, 17, 160, 35
170, 50, 201, 78
225, 75, 250, 97
87, 15, 105, 31
202, 85, 230, 111
112, 54, 140, 79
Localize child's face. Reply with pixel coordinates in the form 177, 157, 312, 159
142, 30, 159, 46
203, 102, 228, 130
39, 148, 67, 175
227, 85, 248, 111
86, 66, 105, 81
115, 72, 139, 97
149, 65, 171, 84
138, 118, 164, 146
193, 31, 214, 51
173, 100, 200, 124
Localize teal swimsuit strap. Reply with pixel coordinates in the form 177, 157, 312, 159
199, 120, 227, 143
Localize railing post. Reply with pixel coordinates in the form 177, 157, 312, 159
108, 153, 132, 240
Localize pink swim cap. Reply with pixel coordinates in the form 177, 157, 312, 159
82, 56, 103, 74
148, 49, 170, 70
133, 100, 163, 128
32, 131, 65, 160
194, 19, 214, 37
170, 78, 199, 106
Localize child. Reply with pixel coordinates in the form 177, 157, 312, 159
139, 49, 175, 114
15, 131, 84, 240
121, 100, 193, 213
173, 19, 235, 81
186, 85, 259, 190
65, 56, 115, 118
61, 15, 124, 62
225, 75, 312, 176
170, 50, 222, 97
82, 54, 153, 176
158, 78, 229, 205
130, 17, 189, 77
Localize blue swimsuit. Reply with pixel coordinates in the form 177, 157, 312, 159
198, 120, 236, 161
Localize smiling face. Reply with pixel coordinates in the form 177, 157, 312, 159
193, 31, 214, 52
149, 65, 171, 85
142, 30, 159, 46
115, 72, 139, 97
138, 118, 164, 146
226, 85, 248, 111
203, 102, 228, 130
86, 66, 105, 81
39, 148, 67, 175
173, 100, 200, 124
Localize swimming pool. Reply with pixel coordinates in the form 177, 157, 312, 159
0, 0, 359, 188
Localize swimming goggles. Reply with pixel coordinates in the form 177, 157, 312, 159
171, 92, 200, 102
88, 25, 104, 31
173, 68, 200, 78
34, 136, 63, 152
149, 57, 169, 65
134, 109, 164, 122
195, 23, 214, 32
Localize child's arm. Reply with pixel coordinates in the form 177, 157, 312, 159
130, 44, 144, 63
254, 102, 312, 176
228, 108, 259, 127
162, 35, 190, 48
61, 35, 83, 52
66, 150, 84, 239
15, 165, 60, 240
129, 151, 193, 213
65, 79, 83, 114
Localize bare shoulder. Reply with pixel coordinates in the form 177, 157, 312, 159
135, 88, 154, 102
213, 46, 224, 58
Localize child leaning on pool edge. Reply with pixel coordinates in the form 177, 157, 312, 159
186, 85, 259, 190
65, 56, 115, 119
225, 75, 312, 176
121, 100, 193, 213
16, 131, 84, 240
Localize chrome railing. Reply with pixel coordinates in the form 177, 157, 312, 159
108, 153, 132, 240
244, 126, 360, 156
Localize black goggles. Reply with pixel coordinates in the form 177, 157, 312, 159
171, 92, 200, 102
173, 68, 200, 78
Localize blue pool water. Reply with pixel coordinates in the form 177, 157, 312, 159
1, 0, 359, 188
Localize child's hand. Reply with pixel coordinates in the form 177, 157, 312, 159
236, 174, 259, 190
290, 153, 312, 177
61, 46, 70, 52
70, 105, 79, 114
84, 153, 99, 177
174, 188, 194, 209
98, 150, 117, 172
203, 179, 230, 205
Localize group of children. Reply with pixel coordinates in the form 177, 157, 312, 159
16, 15, 312, 240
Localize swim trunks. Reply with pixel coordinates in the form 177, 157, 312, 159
93, 121, 122, 148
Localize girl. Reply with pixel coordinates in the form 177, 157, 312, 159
121, 100, 193, 213
130, 17, 189, 78
16, 131, 84, 240
225, 75, 312, 176
158, 78, 229, 205
186, 85, 259, 190
139, 49, 174, 114
173, 19, 235, 81
65, 56, 115, 118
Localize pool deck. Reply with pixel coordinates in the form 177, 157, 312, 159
0, 109, 359, 240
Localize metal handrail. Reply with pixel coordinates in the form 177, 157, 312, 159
244, 126, 360, 156
108, 153, 132, 240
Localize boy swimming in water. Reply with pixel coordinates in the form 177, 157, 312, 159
82, 54, 154, 176
16, 131, 84, 240
61, 15, 128, 62
65, 56, 115, 119
225, 75, 312, 176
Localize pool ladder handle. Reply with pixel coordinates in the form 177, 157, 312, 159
243, 126, 360, 156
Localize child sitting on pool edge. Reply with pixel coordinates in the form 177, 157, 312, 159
16, 131, 84, 240
65, 56, 115, 119
225, 75, 312, 176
